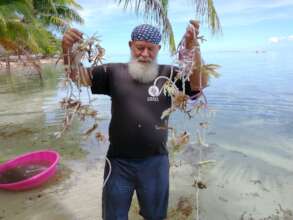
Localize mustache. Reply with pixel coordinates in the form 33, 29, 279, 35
136, 56, 153, 63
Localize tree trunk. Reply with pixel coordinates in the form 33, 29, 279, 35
5, 55, 11, 74
20, 48, 43, 80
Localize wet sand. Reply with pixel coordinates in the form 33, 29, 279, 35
0, 161, 104, 220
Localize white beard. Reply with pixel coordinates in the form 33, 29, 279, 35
128, 57, 159, 83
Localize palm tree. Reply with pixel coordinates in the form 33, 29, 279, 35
116, 0, 221, 53
33, 0, 83, 32
0, 0, 35, 72
0, 0, 83, 73
0, 0, 83, 55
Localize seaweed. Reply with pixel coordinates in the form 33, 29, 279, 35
56, 35, 106, 141
150, 20, 220, 219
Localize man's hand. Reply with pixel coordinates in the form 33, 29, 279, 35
61, 28, 92, 87
185, 20, 200, 49
62, 28, 83, 51
184, 20, 208, 91
62, 28, 83, 65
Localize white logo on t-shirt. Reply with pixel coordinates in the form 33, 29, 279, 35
147, 96, 159, 102
147, 85, 159, 102
148, 85, 160, 97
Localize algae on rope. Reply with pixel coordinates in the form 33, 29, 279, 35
56, 34, 106, 141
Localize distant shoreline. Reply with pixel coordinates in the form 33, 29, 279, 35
0, 57, 61, 75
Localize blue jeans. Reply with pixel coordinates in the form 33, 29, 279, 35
102, 155, 169, 220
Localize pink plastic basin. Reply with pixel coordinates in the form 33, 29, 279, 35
0, 150, 60, 191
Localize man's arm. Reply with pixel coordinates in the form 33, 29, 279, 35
62, 28, 92, 86
183, 20, 208, 91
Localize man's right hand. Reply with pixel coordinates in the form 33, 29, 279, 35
62, 28, 83, 65
61, 28, 91, 87
62, 28, 83, 51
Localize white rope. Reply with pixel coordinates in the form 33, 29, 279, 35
195, 132, 203, 220
103, 156, 112, 188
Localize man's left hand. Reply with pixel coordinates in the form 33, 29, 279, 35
185, 20, 200, 49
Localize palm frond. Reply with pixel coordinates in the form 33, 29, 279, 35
33, 0, 57, 15
55, 5, 84, 24
201, 64, 220, 78
33, 0, 83, 30
0, 14, 7, 35
0, 0, 82, 56
0, 0, 34, 21
54, 0, 82, 9
116, 0, 176, 53
193, 0, 221, 34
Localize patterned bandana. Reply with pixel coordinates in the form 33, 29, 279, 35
131, 24, 162, 45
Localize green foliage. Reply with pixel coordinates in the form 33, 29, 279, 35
34, 0, 83, 32
116, 0, 222, 53
0, 0, 83, 56
192, 0, 221, 34
116, 0, 176, 53
201, 64, 221, 78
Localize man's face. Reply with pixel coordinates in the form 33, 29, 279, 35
129, 40, 161, 63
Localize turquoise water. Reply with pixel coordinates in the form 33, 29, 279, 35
0, 51, 293, 219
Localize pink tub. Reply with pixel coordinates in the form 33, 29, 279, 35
0, 150, 60, 191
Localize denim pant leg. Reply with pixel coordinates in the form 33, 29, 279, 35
102, 158, 135, 220
135, 155, 169, 220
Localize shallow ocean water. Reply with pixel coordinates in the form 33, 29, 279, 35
0, 50, 292, 219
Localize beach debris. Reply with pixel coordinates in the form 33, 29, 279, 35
197, 160, 216, 166
192, 179, 207, 189
176, 197, 193, 217
279, 204, 293, 218
239, 205, 293, 220
95, 132, 107, 143
83, 123, 98, 137
169, 130, 190, 153
168, 197, 193, 219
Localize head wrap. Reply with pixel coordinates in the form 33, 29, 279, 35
131, 24, 162, 45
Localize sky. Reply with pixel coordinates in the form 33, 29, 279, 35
73, 0, 293, 61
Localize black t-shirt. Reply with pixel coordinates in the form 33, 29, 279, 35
90, 63, 197, 158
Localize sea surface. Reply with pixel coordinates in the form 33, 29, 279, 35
0, 50, 292, 219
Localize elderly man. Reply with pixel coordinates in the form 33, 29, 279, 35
62, 22, 207, 220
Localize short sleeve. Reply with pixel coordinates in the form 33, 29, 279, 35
90, 65, 111, 96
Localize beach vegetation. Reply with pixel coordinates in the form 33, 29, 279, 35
116, 0, 221, 53
0, 0, 83, 73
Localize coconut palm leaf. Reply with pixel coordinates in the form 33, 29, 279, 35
193, 0, 221, 34
116, 0, 176, 53
201, 64, 220, 78
33, 0, 84, 31
116, 0, 221, 53
0, 0, 34, 20
0, 0, 82, 56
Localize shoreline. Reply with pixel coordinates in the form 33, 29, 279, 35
0, 57, 60, 75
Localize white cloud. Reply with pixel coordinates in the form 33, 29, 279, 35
214, 0, 293, 14
269, 37, 281, 43
288, 35, 293, 41
268, 36, 293, 43
167, 0, 293, 28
